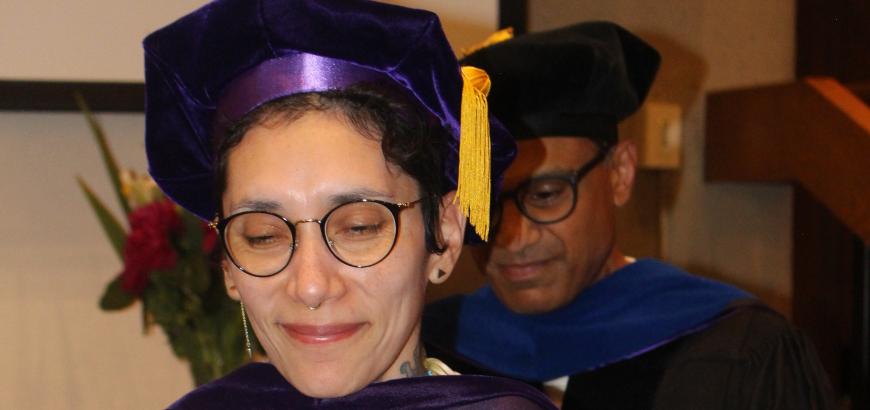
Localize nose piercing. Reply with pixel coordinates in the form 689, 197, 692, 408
307, 303, 321, 311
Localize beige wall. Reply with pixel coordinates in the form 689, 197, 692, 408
0, 113, 191, 409
0, 0, 208, 81
386, 0, 498, 53
0, 0, 495, 81
0, 1, 496, 409
528, 0, 795, 314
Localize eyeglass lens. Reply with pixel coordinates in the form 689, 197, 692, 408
223, 201, 399, 276
518, 178, 576, 222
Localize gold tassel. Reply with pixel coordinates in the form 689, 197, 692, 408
456, 66, 492, 241
460, 27, 515, 57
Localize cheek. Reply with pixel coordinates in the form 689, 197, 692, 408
363, 250, 428, 310
363, 232, 429, 327
231, 271, 286, 319
552, 200, 615, 278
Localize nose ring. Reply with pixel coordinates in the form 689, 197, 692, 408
307, 303, 321, 311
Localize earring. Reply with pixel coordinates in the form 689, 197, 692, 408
428, 268, 449, 284
240, 302, 253, 359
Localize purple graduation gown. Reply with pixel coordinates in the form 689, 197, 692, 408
167, 362, 557, 409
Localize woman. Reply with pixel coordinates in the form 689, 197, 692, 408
144, 0, 555, 408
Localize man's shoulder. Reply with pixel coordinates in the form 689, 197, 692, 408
653, 302, 835, 409
674, 301, 794, 359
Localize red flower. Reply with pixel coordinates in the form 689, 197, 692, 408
119, 199, 182, 295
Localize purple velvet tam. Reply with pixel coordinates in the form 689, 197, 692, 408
143, 0, 515, 242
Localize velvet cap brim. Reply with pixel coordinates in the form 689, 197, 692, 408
143, 0, 515, 242
461, 21, 661, 144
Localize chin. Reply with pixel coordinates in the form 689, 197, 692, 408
506, 300, 554, 315
498, 287, 566, 314
286, 368, 368, 399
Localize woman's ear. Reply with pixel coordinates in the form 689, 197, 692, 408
426, 191, 466, 284
222, 260, 242, 301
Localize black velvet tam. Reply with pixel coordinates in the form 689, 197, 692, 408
142, 0, 515, 231
461, 21, 661, 144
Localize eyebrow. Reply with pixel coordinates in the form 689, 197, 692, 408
229, 188, 396, 215
503, 168, 577, 192
528, 168, 577, 179
230, 199, 283, 213
327, 188, 395, 206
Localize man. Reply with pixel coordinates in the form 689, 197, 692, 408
423, 22, 834, 409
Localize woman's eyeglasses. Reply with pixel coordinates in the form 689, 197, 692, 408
212, 199, 421, 277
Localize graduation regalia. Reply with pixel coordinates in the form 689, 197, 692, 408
168, 362, 556, 410
424, 22, 835, 409
424, 260, 836, 409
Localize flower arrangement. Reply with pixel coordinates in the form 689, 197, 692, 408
76, 95, 253, 385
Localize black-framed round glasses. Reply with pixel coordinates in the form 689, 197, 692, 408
493, 144, 612, 230
211, 199, 421, 277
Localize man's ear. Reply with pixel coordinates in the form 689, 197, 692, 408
609, 140, 638, 207
426, 191, 467, 284
222, 260, 241, 301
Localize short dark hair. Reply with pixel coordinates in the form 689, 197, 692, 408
214, 83, 449, 254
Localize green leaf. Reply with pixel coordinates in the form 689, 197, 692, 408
143, 272, 184, 327
74, 92, 131, 216
99, 276, 136, 310
181, 211, 205, 250
77, 176, 126, 261
179, 212, 212, 293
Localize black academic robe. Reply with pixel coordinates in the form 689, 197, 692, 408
423, 260, 836, 410
560, 302, 835, 410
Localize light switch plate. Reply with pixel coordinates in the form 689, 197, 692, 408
620, 101, 682, 169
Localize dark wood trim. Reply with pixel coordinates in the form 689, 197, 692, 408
792, 187, 856, 400
0, 80, 144, 112
855, 245, 870, 409
796, 0, 870, 83
705, 79, 870, 242
498, 0, 527, 34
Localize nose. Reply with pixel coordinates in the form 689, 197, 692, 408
493, 201, 541, 252
284, 222, 346, 310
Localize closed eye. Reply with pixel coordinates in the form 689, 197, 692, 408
245, 235, 282, 247
345, 223, 383, 237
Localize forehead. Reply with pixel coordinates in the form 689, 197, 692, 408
224, 111, 414, 210
504, 136, 600, 186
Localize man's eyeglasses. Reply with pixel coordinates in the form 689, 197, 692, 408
493, 144, 611, 230
212, 199, 421, 277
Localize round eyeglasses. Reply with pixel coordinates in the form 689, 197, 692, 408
493, 144, 611, 230
212, 199, 421, 277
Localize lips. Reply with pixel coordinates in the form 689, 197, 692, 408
282, 323, 365, 345
496, 259, 550, 283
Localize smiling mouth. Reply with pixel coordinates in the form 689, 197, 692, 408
281, 323, 365, 345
